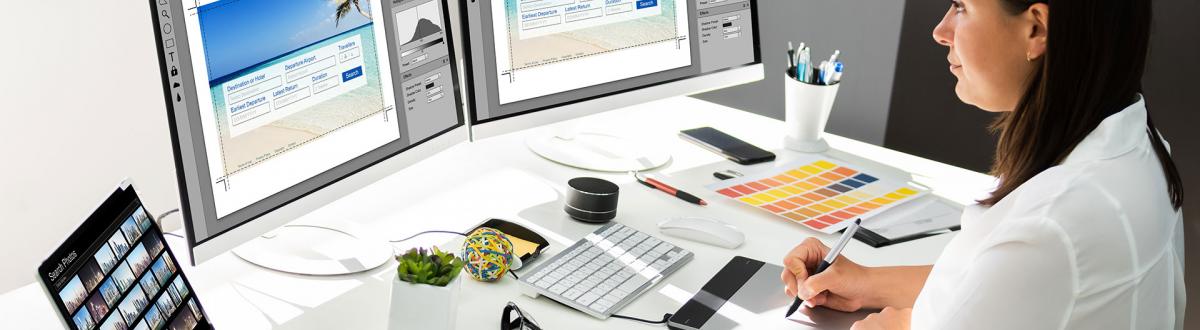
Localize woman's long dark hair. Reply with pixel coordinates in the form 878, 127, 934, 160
982, 0, 1184, 209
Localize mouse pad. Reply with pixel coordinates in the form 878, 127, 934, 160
669, 256, 874, 330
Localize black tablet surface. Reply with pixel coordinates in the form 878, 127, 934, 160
37, 182, 213, 330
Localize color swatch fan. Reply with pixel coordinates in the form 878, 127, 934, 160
708, 157, 927, 233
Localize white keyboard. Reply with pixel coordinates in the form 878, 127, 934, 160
518, 222, 693, 319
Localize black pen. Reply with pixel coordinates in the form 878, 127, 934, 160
785, 219, 863, 318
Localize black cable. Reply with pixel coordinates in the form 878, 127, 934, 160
610, 313, 672, 325
163, 232, 186, 239
509, 270, 520, 280
389, 230, 468, 243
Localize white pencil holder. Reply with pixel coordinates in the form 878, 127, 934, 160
783, 71, 840, 153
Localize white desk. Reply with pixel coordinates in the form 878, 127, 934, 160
0, 96, 994, 329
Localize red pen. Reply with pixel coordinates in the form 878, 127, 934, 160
633, 172, 708, 206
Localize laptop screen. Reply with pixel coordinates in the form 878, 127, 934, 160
38, 184, 213, 330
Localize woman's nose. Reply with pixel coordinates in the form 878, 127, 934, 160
933, 10, 954, 47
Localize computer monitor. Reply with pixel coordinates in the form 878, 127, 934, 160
149, 0, 467, 275
460, 0, 763, 171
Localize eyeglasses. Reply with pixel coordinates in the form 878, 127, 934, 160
501, 302, 543, 330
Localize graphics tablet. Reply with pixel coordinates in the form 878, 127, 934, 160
669, 256, 872, 330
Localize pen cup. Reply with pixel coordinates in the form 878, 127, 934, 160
783, 70, 840, 153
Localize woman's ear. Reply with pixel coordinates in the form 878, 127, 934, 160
1025, 3, 1049, 61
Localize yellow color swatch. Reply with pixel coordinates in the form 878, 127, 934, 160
824, 200, 848, 209
848, 191, 871, 199
800, 165, 823, 174
810, 204, 835, 213
748, 193, 777, 202
794, 182, 818, 190
782, 186, 804, 194
897, 188, 919, 195
885, 192, 905, 200
740, 196, 765, 205
813, 160, 837, 169
787, 170, 809, 178
768, 189, 791, 199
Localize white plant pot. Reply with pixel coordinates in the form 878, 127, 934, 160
389, 274, 461, 330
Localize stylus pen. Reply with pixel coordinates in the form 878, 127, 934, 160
785, 219, 863, 317
633, 172, 708, 206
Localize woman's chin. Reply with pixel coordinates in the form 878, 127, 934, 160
954, 84, 974, 107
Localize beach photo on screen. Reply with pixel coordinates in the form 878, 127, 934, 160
197, 0, 388, 175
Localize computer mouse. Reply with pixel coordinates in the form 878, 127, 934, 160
658, 217, 745, 249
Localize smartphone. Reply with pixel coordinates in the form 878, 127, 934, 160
679, 127, 776, 165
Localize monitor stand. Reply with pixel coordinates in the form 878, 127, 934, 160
233, 222, 393, 276
526, 124, 671, 172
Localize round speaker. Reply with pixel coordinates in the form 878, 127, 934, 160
565, 177, 619, 223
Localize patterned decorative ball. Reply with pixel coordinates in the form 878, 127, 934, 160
461, 227, 514, 282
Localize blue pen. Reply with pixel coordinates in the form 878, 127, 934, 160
831, 61, 844, 84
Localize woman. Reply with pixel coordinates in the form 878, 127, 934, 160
780, 0, 1186, 329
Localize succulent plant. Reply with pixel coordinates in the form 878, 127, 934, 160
396, 247, 464, 287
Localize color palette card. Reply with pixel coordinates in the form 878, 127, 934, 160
707, 157, 927, 234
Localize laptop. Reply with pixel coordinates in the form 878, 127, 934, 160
37, 181, 213, 330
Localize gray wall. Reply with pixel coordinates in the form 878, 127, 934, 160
883, 2, 996, 172
693, 0, 906, 145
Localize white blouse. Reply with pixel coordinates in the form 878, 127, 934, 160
910, 97, 1186, 329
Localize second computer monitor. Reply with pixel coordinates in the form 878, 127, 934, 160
461, 0, 763, 139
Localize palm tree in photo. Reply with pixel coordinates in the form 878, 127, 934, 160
333, 0, 372, 27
